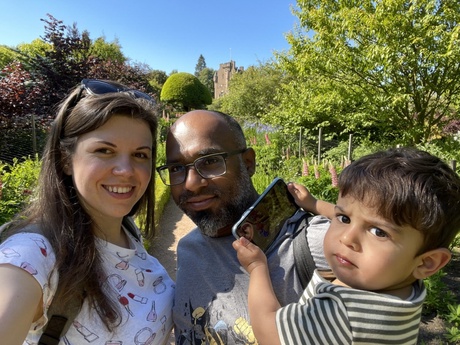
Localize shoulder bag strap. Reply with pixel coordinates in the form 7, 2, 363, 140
292, 212, 317, 289
38, 286, 83, 345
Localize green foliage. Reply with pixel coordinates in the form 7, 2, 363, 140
445, 304, 460, 343
252, 142, 284, 178
417, 140, 460, 175
220, 63, 286, 123
296, 164, 340, 204
17, 39, 52, 59
147, 69, 168, 97
160, 72, 212, 112
350, 139, 391, 161
445, 326, 460, 344
153, 175, 169, 231
446, 304, 460, 329
197, 68, 215, 97
156, 141, 167, 166
276, 0, 460, 145
423, 270, 457, 316
450, 235, 460, 250
194, 54, 206, 77
251, 173, 275, 194
89, 37, 125, 64
0, 45, 20, 70
0, 14, 152, 126
0, 157, 41, 224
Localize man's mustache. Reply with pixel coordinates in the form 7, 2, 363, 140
178, 188, 222, 207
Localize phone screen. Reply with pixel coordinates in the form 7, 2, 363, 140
232, 178, 299, 252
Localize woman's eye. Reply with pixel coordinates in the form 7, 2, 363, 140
135, 152, 150, 159
370, 227, 388, 238
96, 148, 112, 154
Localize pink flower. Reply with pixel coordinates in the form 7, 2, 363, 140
329, 163, 338, 187
302, 159, 309, 176
314, 164, 320, 179
264, 133, 271, 145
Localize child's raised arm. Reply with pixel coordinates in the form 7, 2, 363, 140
288, 182, 336, 219
232, 238, 282, 345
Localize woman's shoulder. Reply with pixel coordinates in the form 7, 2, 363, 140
0, 231, 55, 275
1, 230, 52, 251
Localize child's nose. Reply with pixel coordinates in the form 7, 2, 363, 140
340, 226, 361, 251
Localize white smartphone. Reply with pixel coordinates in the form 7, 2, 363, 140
232, 177, 299, 252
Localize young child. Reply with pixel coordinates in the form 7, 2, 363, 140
233, 147, 460, 345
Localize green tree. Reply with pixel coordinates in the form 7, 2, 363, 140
276, 0, 460, 145
147, 69, 168, 97
197, 67, 215, 98
17, 39, 51, 59
220, 62, 286, 123
195, 54, 206, 77
0, 46, 19, 70
1, 14, 152, 121
0, 39, 51, 70
89, 37, 126, 64
160, 72, 212, 112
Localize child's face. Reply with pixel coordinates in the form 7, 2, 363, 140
324, 194, 425, 293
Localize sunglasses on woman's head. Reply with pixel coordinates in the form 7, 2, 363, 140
75, 79, 155, 104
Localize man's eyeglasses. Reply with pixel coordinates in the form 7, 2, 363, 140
156, 149, 247, 186
75, 79, 155, 104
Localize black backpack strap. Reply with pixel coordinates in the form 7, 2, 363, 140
39, 280, 84, 345
292, 212, 317, 289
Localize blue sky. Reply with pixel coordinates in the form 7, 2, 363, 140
0, 0, 299, 74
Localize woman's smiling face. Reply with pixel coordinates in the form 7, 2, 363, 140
67, 115, 153, 227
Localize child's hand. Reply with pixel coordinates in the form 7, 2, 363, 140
232, 237, 268, 274
287, 182, 318, 212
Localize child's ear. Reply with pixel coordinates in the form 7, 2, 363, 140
413, 248, 451, 280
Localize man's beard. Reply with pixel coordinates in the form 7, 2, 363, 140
178, 164, 256, 237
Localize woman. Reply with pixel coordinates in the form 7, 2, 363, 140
0, 79, 175, 344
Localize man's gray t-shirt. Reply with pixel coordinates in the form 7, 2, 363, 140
173, 212, 329, 345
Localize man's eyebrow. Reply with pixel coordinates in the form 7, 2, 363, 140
167, 149, 225, 164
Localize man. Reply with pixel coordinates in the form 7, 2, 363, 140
157, 110, 329, 345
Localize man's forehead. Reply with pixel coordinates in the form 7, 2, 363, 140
166, 127, 227, 162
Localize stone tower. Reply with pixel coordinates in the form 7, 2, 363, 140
213, 60, 244, 99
